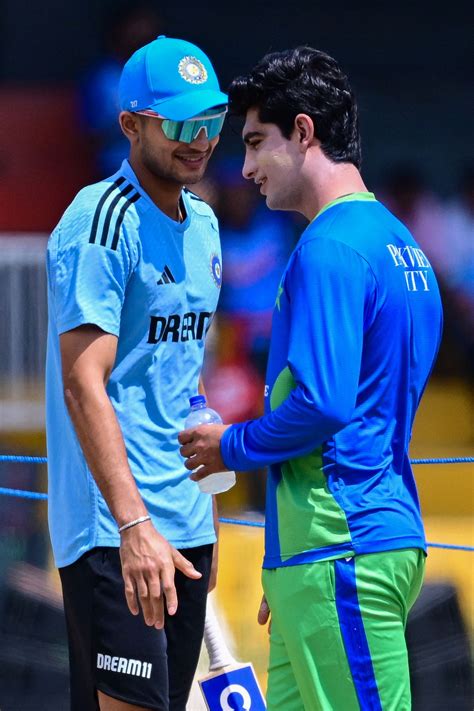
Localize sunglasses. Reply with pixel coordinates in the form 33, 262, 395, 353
135, 107, 228, 143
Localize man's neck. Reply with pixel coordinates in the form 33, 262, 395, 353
129, 156, 183, 221
300, 157, 368, 222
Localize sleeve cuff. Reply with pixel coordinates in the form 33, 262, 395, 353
220, 424, 243, 471
57, 312, 121, 337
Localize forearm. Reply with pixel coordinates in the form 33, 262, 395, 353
221, 384, 352, 471
64, 383, 147, 527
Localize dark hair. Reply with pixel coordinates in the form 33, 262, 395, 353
228, 46, 361, 168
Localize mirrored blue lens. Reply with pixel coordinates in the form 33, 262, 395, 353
161, 110, 226, 143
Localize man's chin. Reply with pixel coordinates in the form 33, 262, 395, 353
184, 174, 206, 185
182, 166, 208, 184
266, 192, 293, 212
265, 193, 278, 210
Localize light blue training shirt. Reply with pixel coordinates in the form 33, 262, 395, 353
46, 160, 221, 567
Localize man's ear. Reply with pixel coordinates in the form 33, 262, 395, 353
294, 113, 315, 150
119, 111, 141, 141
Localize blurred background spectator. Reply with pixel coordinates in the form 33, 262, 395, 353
79, 1, 163, 177
442, 167, 474, 368
380, 164, 473, 378
380, 164, 447, 270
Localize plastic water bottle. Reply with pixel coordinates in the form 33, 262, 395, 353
184, 395, 236, 495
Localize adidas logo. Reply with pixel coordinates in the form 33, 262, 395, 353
157, 265, 176, 285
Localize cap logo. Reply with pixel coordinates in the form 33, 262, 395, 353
178, 56, 208, 85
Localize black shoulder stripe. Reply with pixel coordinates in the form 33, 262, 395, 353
110, 192, 141, 251
89, 177, 126, 244
100, 184, 134, 247
99, 183, 135, 247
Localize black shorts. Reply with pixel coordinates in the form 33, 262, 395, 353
59, 544, 213, 711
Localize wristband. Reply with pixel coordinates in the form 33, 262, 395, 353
118, 515, 151, 534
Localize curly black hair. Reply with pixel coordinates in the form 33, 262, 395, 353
228, 47, 361, 168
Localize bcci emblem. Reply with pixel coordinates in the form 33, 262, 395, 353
178, 56, 208, 85
210, 254, 222, 288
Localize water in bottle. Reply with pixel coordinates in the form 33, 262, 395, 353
184, 395, 236, 495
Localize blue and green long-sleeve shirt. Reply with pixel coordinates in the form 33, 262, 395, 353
220, 193, 443, 569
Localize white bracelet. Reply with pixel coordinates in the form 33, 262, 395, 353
118, 515, 151, 534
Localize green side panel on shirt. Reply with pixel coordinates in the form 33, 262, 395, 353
270, 367, 352, 562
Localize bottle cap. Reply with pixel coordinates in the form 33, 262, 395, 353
189, 395, 206, 408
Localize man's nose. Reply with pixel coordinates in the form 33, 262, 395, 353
242, 154, 255, 180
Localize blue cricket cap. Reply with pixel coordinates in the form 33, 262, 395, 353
119, 35, 228, 120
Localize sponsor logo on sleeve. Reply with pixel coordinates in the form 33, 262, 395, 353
210, 254, 222, 288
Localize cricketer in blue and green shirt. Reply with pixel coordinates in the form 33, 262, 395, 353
221, 193, 442, 568
186, 190, 442, 710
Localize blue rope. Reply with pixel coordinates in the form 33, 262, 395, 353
1, 454, 471, 551
426, 542, 474, 552
0, 487, 48, 500
0, 490, 471, 552
219, 517, 264, 528
411, 457, 474, 464
0, 455, 48, 463
1, 455, 473, 465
